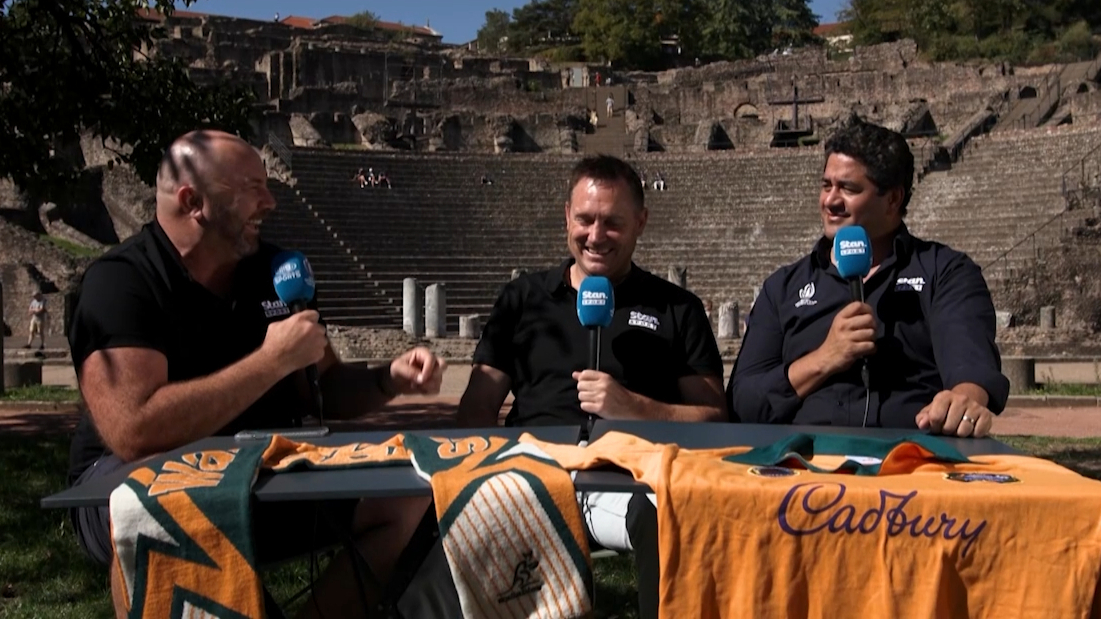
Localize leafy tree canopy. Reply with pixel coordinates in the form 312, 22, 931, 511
476, 0, 820, 69
0, 0, 256, 199
842, 0, 1101, 63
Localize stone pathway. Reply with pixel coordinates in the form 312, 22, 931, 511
3, 344, 1099, 438
1, 396, 1097, 438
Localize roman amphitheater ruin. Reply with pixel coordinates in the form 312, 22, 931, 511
2, 9, 1100, 361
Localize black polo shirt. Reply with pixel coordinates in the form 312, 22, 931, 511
67, 220, 315, 482
474, 259, 724, 427
727, 224, 1010, 428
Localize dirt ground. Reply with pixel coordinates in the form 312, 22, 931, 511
3, 334, 1100, 438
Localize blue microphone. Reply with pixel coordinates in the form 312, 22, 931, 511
577, 276, 614, 438
834, 225, 872, 302
833, 225, 873, 422
272, 251, 316, 313
272, 251, 324, 429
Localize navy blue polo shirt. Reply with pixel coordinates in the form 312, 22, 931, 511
474, 259, 724, 427
727, 224, 1009, 428
67, 220, 317, 483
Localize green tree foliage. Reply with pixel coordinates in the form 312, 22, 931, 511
697, 0, 818, 60
476, 0, 820, 68
573, 0, 660, 67
477, 9, 513, 53
511, 0, 578, 49
0, 0, 255, 198
345, 10, 380, 30
842, 0, 1101, 63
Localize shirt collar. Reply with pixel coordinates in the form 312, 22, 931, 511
543, 258, 644, 294
811, 223, 914, 271
149, 218, 195, 283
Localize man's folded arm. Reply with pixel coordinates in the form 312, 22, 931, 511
727, 283, 804, 424
929, 254, 1011, 413
457, 364, 512, 428
622, 374, 726, 422
81, 346, 294, 462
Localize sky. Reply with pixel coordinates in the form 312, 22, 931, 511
187, 0, 848, 44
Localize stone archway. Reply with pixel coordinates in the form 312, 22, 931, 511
1019, 86, 1038, 99
734, 103, 760, 119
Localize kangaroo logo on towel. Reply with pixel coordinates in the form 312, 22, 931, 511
497, 550, 545, 603
945, 472, 1020, 484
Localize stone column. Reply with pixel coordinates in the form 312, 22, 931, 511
426, 284, 447, 338
667, 266, 687, 288
1039, 306, 1056, 330
3, 362, 42, 389
459, 315, 481, 339
403, 278, 424, 338
1001, 357, 1036, 395
718, 302, 740, 339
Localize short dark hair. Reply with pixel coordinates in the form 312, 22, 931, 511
824, 120, 914, 216
567, 155, 645, 211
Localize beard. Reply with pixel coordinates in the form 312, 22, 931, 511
208, 196, 259, 258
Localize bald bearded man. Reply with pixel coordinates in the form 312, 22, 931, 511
66, 131, 445, 618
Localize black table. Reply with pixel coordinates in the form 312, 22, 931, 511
41, 426, 581, 509
41, 421, 1021, 506
572, 420, 1022, 492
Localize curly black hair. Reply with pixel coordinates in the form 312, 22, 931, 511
824, 119, 914, 216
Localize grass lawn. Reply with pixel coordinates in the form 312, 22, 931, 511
2, 433, 1099, 618
1, 386, 81, 403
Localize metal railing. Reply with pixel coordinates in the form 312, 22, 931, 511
986, 136, 1101, 285
267, 132, 293, 169
1003, 65, 1062, 131
1062, 140, 1101, 201
983, 208, 1068, 279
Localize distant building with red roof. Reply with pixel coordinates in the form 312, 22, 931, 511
136, 7, 443, 43
813, 22, 853, 52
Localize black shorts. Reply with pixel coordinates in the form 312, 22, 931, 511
69, 455, 359, 567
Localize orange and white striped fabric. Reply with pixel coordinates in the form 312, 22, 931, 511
406, 435, 593, 619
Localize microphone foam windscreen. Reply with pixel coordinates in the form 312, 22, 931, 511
272, 250, 316, 305
834, 225, 872, 280
577, 275, 614, 328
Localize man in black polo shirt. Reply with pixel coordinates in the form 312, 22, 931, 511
67, 130, 446, 617
728, 120, 1009, 437
457, 155, 725, 617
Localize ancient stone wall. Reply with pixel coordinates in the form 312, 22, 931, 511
0, 219, 86, 339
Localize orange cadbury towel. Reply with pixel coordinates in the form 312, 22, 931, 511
531, 431, 1101, 619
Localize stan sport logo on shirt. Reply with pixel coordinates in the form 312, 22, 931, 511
581, 290, 609, 306
795, 282, 817, 308
628, 311, 660, 331
261, 299, 291, 318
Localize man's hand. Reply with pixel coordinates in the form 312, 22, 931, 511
389, 347, 446, 395
817, 301, 877, 374
261, 311, 327, 375
916, 390, 994, 438
573, 370, 638, 419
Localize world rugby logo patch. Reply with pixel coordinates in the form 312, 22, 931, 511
749, 466, 798, 478
944, 472, 1019, 484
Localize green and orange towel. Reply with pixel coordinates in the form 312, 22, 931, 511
110, 434, 592, 619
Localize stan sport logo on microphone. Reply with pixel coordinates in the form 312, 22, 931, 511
838, 239, 868, 257
581, 290, 609, 306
